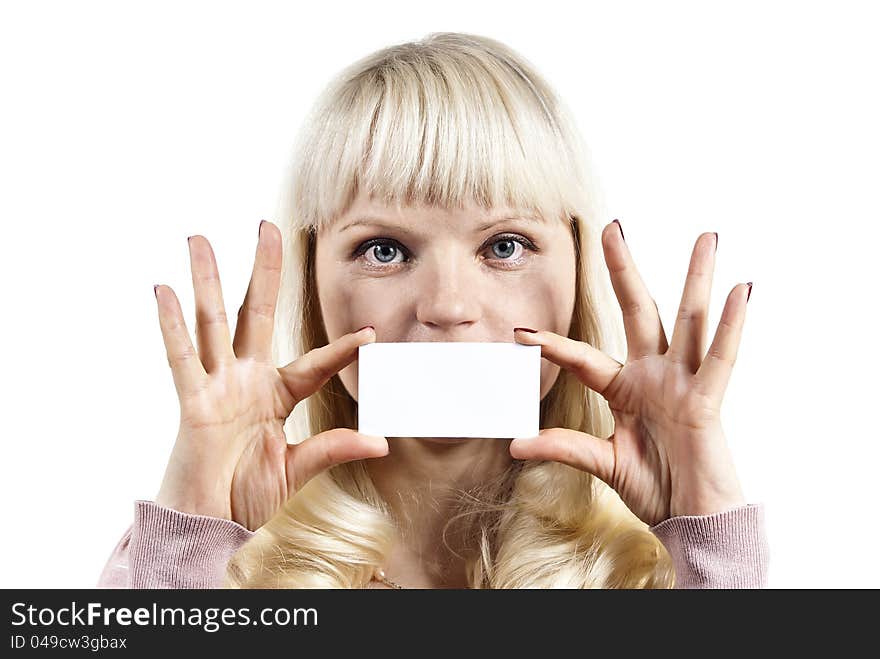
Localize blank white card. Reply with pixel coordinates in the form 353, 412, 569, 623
357, 342, 541, 438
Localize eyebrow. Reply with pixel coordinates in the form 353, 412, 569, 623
337, 214, 545, 234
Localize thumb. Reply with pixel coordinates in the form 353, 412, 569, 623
509, 428, 615, 486
285, 428, 389, 493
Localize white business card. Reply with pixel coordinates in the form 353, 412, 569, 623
357, 342, 541, 438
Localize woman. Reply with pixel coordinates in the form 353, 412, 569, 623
99, 32, 768, 589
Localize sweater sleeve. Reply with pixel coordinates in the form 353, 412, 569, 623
649, 502, 769, 588
97, 500, 256, 589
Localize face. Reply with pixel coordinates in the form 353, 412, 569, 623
314, 190, 578, 404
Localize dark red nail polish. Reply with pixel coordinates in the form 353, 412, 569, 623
713, 232, 719, 253
514, 327, 537, 333
613, 219, 625, 241
746, 282, 753, 302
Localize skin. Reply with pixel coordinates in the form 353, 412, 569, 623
509, 223, 749, 528
314, 191, 578, 587
154, 227, 390, 534
316, 192, 750, 587
153, 192, 750, 589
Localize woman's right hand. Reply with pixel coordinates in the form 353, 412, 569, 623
152, 220, 387, 532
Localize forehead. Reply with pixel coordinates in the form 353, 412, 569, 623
328, 192, 550, 235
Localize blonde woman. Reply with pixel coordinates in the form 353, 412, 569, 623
99, 32, 768, 589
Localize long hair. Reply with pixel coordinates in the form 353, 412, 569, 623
224, 32, 675, 588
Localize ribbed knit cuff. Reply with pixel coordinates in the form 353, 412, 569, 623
649, 502, 770, 589
129, 500, 256, 589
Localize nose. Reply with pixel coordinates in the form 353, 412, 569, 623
414, 252, 481, 331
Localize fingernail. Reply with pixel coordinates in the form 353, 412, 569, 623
746, 282, 753, 302
357, 325, 375, 334
613, 219, 625, 241
514, 327, 537, 333
713, 232, 719, 253
153, 284, 159, 299
258, 219, 265, 238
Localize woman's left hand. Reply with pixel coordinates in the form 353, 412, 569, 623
511, 221, 751, 528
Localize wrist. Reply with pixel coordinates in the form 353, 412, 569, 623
670, 484, 746, 517
154, 487, 231, 521
669, 432, 745, 517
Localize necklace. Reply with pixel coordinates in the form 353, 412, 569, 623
372, 568, 405, 589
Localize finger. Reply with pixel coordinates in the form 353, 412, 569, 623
188, 235, 235, 373
696, 283, 751, 401
233, 221, 283, 362
154, 284, 208, 398
602, 220, 667, 359
513, 328, 622, 398
278, 326, 377, 405
667, 232, 717, 372
510, 427, 615, 487
286, 428, 389, 493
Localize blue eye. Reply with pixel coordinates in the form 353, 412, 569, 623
490, 238, 521, 260
369, 243, 403, 264
485, 234, 538, 264
352, 233, 538, 268
354, 239, 409, 266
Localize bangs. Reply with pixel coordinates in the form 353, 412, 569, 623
287, 33, 593, 232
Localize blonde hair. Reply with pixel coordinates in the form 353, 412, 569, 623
224, 32, 675, 588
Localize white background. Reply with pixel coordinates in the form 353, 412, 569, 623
1, 0, 877, 588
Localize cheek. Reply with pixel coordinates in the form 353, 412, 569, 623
319, 278, 402, 341
537, 276, 576, 328
524, 263, 576, 400
532, 274, 570, 400
486, 275, 572, 401
510, 267, 576, 335
316, 275, 403, 403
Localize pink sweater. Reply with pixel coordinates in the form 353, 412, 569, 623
97, 500, 769, 589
